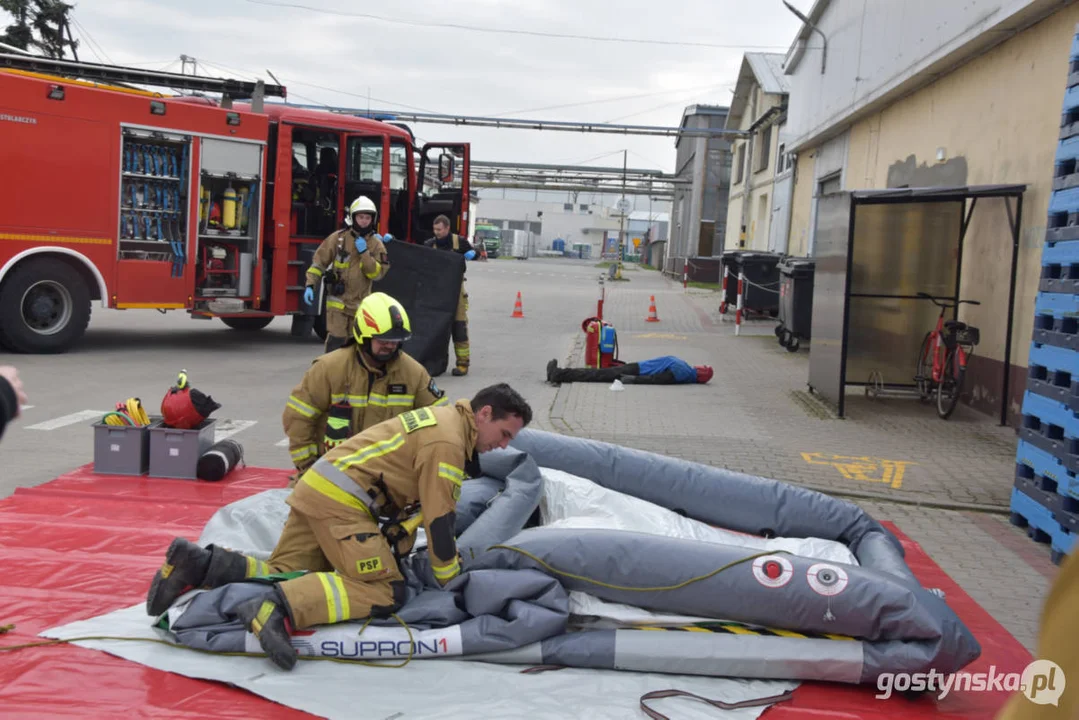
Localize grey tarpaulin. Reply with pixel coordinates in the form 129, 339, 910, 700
162, 429, 979, 684
372, 240, 463, 377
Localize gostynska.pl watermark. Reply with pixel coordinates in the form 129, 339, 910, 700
876, 660, 1066, 704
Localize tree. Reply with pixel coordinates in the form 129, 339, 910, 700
0, 0, 78, 59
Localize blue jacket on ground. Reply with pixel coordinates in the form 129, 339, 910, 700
637, 356, 698, 383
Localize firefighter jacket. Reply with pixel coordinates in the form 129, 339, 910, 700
290, 400, 479, 586
306, 228, 388, 314
283, 345, 448, 471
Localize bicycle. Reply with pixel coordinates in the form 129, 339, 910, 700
914, 292, 981, 420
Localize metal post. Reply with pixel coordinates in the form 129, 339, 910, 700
597, 275, 605, 321
1003, 193, 1023, 427
618, 149, 627, 278
735, 270, 745, 336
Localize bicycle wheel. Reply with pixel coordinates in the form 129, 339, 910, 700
915, 332, 934, 401
937, 347, 965, 419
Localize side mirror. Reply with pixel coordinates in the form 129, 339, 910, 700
438, 153, 455, 183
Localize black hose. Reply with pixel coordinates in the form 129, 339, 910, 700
196, 439, 244, 482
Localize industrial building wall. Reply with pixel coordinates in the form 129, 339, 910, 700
725, 88, 786, 252
784, 3, 1079, 424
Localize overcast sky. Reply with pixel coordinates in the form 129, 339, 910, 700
44, 0, 806, 173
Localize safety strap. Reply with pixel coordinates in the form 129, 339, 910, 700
451, 234, 459, 251
638, 688, 795, 719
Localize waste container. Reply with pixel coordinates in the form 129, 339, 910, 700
777, 257, 816, 352
738, 252, 783, 317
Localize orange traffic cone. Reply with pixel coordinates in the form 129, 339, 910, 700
646, 295, 660, 322
512, 291, 525, 318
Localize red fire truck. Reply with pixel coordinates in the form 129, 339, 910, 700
0, 53, 471, 353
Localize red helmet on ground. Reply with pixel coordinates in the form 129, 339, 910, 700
694, 365, 714, 384
161, 370, 221, 429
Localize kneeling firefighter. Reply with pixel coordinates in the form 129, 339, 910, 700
304, 196, 391, 353
282, 292, 448, 482
145, 383, 534, 671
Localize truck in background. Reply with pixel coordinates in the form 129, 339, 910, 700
0, 53, 471, 353
474, 222, 502, 258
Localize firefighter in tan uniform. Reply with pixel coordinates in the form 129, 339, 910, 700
144, 383, 533, 671
283, 292, 447, 479
424, 214, 476, 376
304, 196, 390, 353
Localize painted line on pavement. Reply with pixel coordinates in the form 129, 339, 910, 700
801, 452, 915, 490
213, 419, 258, 442
275, 438, 290, 447
25, 409, 107, 431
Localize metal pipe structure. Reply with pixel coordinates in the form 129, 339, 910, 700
279, 104, 747, 139
471, 180, 673, 199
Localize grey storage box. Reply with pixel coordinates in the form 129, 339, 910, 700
93, 418, 160, 476
149, 419, 217, 480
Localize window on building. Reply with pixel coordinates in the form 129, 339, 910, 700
776, 143, 787, 174
733, 143, 745, 185
755, 125, 772, 173
564, 203, 574, 211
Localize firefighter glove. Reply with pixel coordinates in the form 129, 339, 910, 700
303, 286, 315, 305
381, 233, 394, 243
464, 249, 477, 260
354, 236, 368, 254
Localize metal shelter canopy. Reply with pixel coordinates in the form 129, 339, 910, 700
806, 183, 1026, 425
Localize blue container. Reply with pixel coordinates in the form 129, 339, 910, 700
599, 325, 616, 354
552, 238, 566, 253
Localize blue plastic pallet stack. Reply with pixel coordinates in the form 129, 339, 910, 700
1011, 25, 1079, 565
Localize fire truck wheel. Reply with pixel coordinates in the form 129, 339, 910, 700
220, 316, 274, 332
0, 258, 91, 354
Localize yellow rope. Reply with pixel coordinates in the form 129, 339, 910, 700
0, 612, 417, 669
486, 544, 793, 592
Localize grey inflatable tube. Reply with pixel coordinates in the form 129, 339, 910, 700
169, 428, 980, 685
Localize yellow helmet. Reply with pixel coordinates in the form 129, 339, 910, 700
353, 292, 411, 346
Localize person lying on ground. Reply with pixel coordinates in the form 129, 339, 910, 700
546, 356, 713, 385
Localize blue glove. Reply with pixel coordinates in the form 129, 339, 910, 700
354, 236, 368, 254
381, 233, 394, 243
464, 249, 477, 260
303, 286, 314, 305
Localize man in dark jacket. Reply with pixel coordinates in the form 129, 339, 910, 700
0, 366, 27, 440
424, 214, 476, 376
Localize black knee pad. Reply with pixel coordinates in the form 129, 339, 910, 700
452, 321, 468, 342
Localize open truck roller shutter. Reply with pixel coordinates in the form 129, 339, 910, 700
372, 240, 463, 378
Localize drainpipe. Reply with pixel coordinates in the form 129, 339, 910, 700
738, 89, 758, 249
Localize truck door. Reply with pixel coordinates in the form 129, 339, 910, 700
414, 143, 470, 243
344, 134, 392, 236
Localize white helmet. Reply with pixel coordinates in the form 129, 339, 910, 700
345, 196, 377, 227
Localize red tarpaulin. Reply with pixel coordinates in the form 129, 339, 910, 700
0, 465, 1032, 719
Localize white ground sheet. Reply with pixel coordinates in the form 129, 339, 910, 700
39, 467, 865, 719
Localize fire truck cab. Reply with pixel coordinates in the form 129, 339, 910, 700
0, 53, 470, 353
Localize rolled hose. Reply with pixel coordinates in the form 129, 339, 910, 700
196, 439, 244, 482
102, 398, 151, 427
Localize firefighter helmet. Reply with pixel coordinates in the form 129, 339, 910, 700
345, 195, 378, 227
353, 292, 412, 347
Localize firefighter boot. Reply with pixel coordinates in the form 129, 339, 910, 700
236, 585, 298, 671
146, 537, 250, 616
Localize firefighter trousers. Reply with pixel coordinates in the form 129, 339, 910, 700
452, 284, 469, 368
267, 507, 405, 629
323, 308, 354, 353
550, 362, 678, 385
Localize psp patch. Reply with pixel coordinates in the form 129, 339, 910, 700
428, 379, 445, 399
388, 383, 408, 394
400, 407, 438, 433
356, 556, 384, 574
